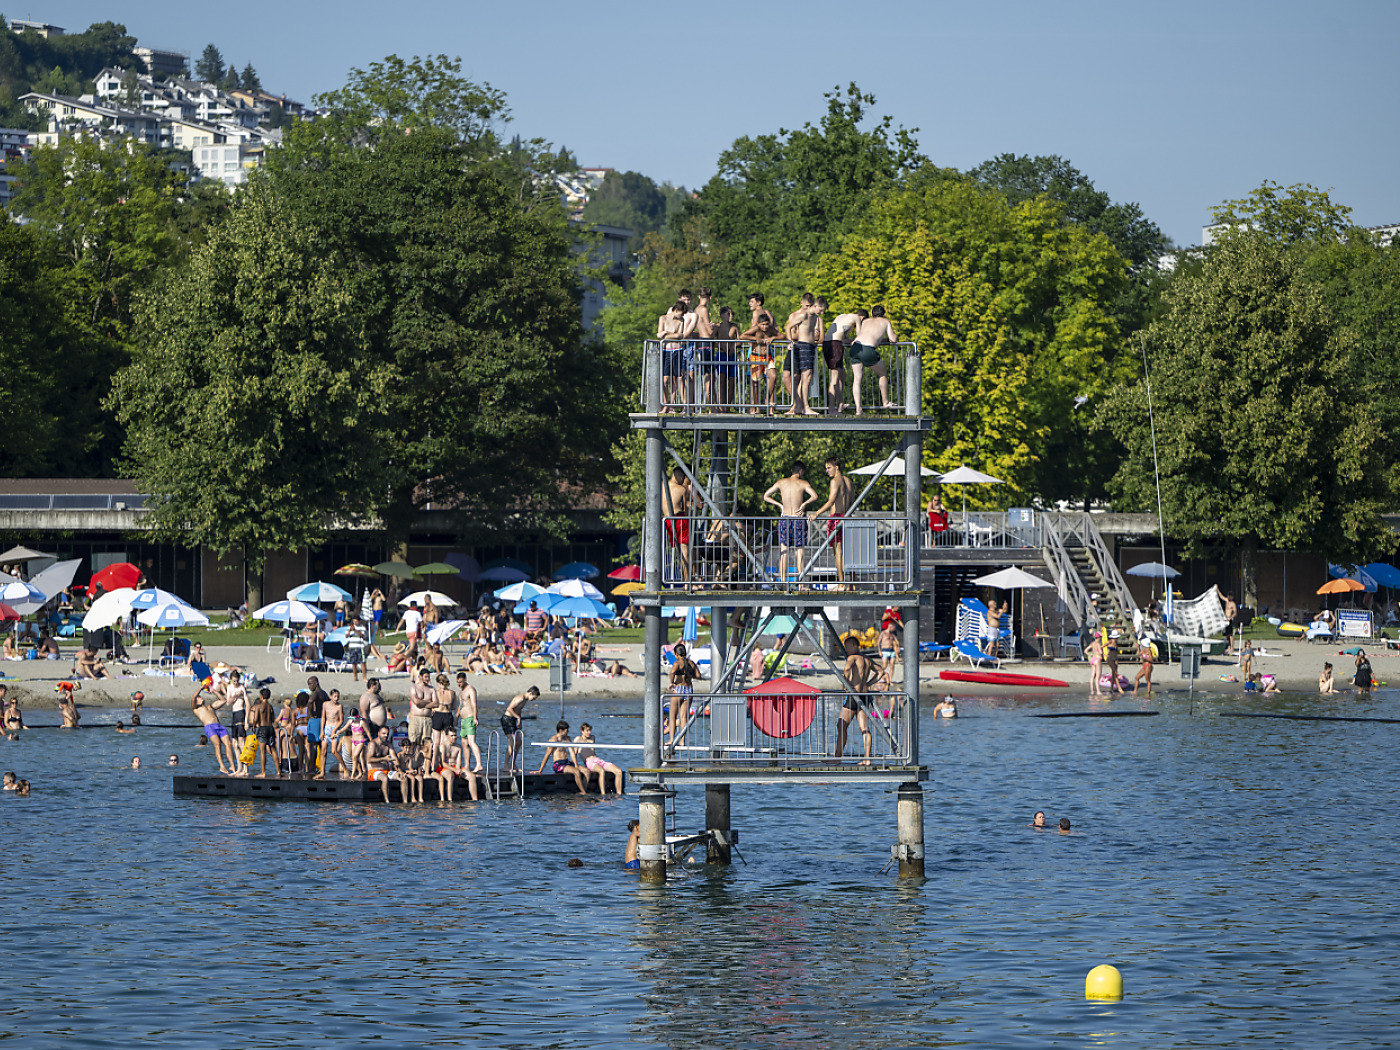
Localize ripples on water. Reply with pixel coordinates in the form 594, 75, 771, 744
4, 690, 1400, 1048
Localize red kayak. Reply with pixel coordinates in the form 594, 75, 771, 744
940, 670, 1069, 688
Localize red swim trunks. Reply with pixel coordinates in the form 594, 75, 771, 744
826, 516, 844, 542
665, 519, 690, 546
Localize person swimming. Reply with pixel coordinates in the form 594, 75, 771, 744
934, 696, 957, 718
1058, 817, 1072, 834
1028, 811, 1048, 829
624, 819, 641, 869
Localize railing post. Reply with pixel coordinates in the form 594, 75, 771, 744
902, 606, 919, 764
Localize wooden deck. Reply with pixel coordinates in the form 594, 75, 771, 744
172, 770, 621, 803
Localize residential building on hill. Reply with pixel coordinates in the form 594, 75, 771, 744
132, 45, 189, 79
8, 18, 63, 37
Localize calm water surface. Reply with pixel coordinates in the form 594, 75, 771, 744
4, 689, 1400, 1048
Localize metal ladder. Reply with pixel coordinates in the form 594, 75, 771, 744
481, 731, 524, 802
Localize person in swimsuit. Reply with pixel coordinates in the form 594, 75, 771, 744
849, 306, 899, 414
877, 623, 900, 692
657, 301, 687, 411
763, 463, 818, 584
394, 737, 426, 803
933, 696, 958, 718
821, 305, 866, 413
665, 643, 700, 747
1133, 636, 1154, 696
115, 720, 135, 734
1319, 662, 1336, 695
664, 467, 693, 586
574, 722, 624, 795
708, 303, 739, 410
430, 674, 458, 768
500, 687, 538, 772
247, 688, 279, 778
537, 720, 588, 794
740, 292, 780, 413
838, 636, 874, 764
291, 692, 312, 774
191, 680, 243, 776
1028, 811, 1048, 829
782, 292, 823, 416
624, 819, 641, 870
1087, 634, 1104, 696
57, 682, 80, 729
455, 671, 483, 773
318, 688, 346, 779
809, 457, 855, 584
365, 726, 398, 802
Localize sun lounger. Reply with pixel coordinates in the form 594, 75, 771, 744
951, 639, 1000, 669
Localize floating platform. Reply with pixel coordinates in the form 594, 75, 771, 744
172, 770, 623, 803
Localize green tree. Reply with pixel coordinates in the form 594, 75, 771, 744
195, 44, 226, 84
221, 63, 239, 92
582, 169, 686, 245
240, 62, 261, 92
120, 67, 141, 108
1210, 181, 1354, 246
1098, 233, 1393, 582
111, 185, 389, 576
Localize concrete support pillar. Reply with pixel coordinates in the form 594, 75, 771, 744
705, 783, 732, 865
896, 781, 925, 878
639, 785, 668, 883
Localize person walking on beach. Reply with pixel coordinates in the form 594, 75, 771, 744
1132, 636, 1155, 696
822, 305, 865, 413
764, 463, 818, 583
455, 671, 483, 773
809, 457, 854, 584
849, 306, 899, 414
501, 686, 538, 772
838, 635, 874, 764
782, 292, 823, 416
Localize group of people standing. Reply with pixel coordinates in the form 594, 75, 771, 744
656, 290, 902, 415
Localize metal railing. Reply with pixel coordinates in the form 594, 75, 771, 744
661, 688, 912, 768
639, 339, 918, 415
661, 514, 914, 591
1040, 518, 1095, 627
0, 493, 147, 511
1043, 512, 1135, 622
924, 512, 1043, 550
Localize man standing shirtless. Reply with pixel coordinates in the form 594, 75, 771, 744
691, 288, 715, 408
247, 687, 278, 777
782, 293, 823, 416
810, 457, 855, 584
665, 466, 693, 585
192, 680, 243, 776
656, 301, 687, 411
709, 304, 739, 409
501, 686, 538, 772
849, 306, 899, 414
822, 305, 866, 414
455, 671, 483, 773
740, 293, 779, 412
838, 636, 874, 764
763, 463, 819, 583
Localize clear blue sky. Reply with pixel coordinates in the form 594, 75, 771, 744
24, 0, 1400, 245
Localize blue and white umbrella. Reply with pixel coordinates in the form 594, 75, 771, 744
544, 595, 615, 620
547, 578, 606, 601
555, 561, 600, 580
130, 587, 190, 610
137, 602, 210, 629
252, 599, 328, 624
287, 581, 352, 603
1328, 563, 1378, 592
0, 580, 46, 605
495, 581, 545, 602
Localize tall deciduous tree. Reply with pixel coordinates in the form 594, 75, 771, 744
1098, 232, 1393, 580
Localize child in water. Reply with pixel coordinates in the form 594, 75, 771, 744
1319, 662, 1335, 694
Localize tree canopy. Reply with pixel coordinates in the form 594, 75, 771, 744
195, 43, 226, 84
0, 18, 143, 126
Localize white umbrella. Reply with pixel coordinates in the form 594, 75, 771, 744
427, 619, 469, 646
850, 455, 937, 477
0, 545, 52, 566
936, 464, 1004, 519
546, 578, 605, 601
137, 603, 210, 628
130, 587, 189, 611
971, 567, 1055, 590
82, 587, 137, 630
253, 599, 327, 624
398, 590, 458, 608
0, 580, 46, 605
494, 581, 544, 602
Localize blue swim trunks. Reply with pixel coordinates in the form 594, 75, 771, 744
624, 859, 640, 870
307, 717, 322, 743
777, 516, 808, 548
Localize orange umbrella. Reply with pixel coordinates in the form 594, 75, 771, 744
1317, 578, 1366, 595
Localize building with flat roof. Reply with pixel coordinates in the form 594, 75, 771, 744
132, 45, 188, 79
9, 18, 64, 37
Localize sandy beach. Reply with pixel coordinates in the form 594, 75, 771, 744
0, 633, 1382, 713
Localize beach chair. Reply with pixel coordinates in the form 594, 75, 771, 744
321, 640, 354, 674
1306, 619, 1334, 643
951, 639, 1001, 669
159, 637, 190, 668
286, 639, 326, 673
918, 641, 952, 661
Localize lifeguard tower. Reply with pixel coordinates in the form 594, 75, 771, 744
628, 332, 929, 880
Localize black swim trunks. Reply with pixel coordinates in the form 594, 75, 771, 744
500, 715, 520, 736
431, 711, 454, 733
254, 725, 275, 746
842, 694, 862, 713
789, 341, 817, 374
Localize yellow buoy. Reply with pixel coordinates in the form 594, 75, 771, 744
1085, 964, 1123, 1000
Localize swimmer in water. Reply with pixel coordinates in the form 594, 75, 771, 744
933, 696, 957, 718
624, 819, 641, 869
131, 757, 142, 770
1028, 811, 1048, 829
1058, 817, 1072, 834
115, 721, 135, 734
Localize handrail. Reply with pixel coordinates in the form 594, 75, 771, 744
1081, 514, 1136, 621
1041, 519, 1093, 627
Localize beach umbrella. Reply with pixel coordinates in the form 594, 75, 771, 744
546, 578, 606, 601
375, 560, 418, 579
82, 587, 137, 630
1125, 562, 1181, 579
334, 563, 378, 577
413, 562, 459, 577
0, 602, 20, 622
764, 614, 800, 636
1363, 563, 1400, 589
682, 605, 700, 643
555, 561, 600, 580
0, 580, 46, 605
444, 553, 481, 582
287, 581, 353, 603
136, 602, 210, 629
13, 559, 79, 615
0, 545, 52, 566
850, 455, 937, 476
253, 599, 328, 624
479, 566, 529, 583
1317, 578, 1366, 595
87, 561, 141, 598
494, 581, 545, 602
745, 677, 820, 739
130, 587, 191, 611
485, 557, 532, 574
612, 581, 645, 596
543, 595, 615, 620
398, 590, 458, 608
972, 567, 1055, 590
1328, 563, 1378, 591
427, 619, 469, 646
608, 564, 642, 581
935, 464, 1004, 520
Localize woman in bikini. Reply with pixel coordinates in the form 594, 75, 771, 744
1086, 634, 1104, 696
431, 674, 458, 768
464, 644, 489, 676
665, 643, 699, 746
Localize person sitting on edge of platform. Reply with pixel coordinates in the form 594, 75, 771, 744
365, 726, 398, 803
1058, 817, 1072, 834
575, 722, 624, 796
501, 686, 538, 772
838, 636, 874, 765
624, 819, 641, 870
538, 720, 589, 794
1029, 811, 1048, 829
430, 737, 464, 801
394, 734, 425, 803
75, 647, 111, 679
192, 679, 244, 776
115, 720, 135, 734
1320, 662, 1336, 694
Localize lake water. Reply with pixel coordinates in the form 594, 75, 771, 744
5, 689, 1400, 1048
